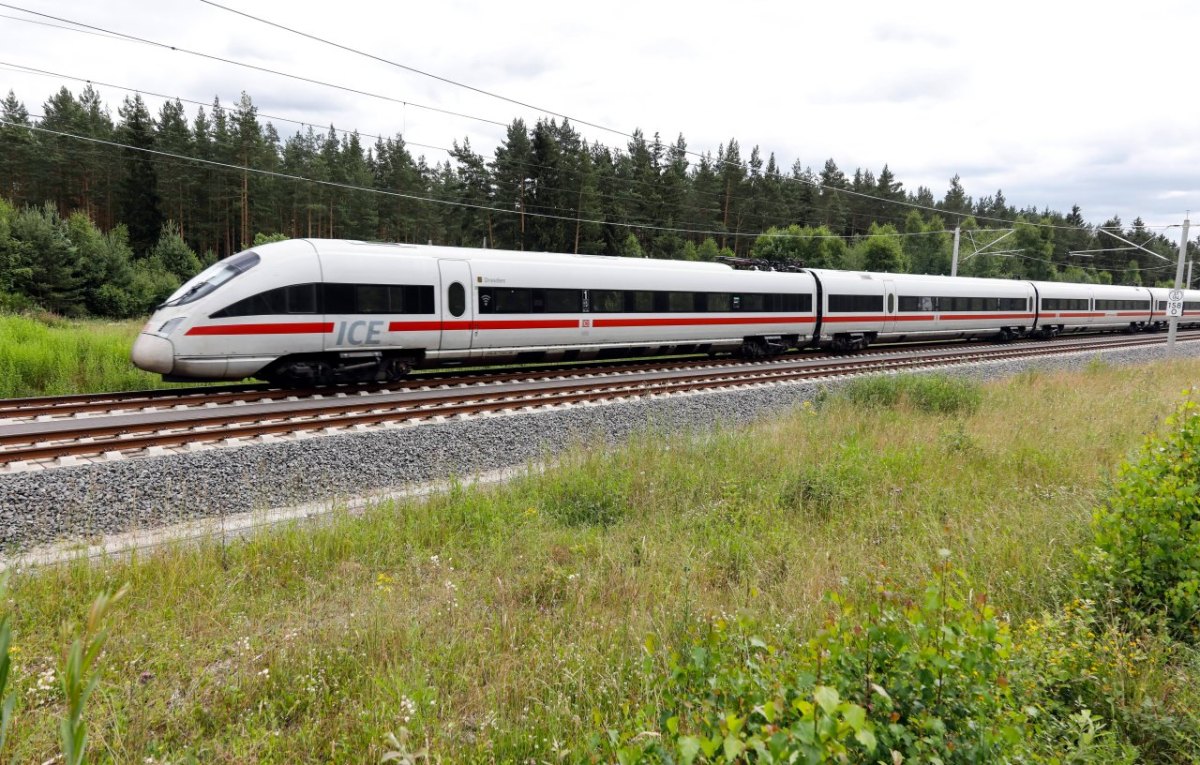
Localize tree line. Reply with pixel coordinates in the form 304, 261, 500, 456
0, 85, 1194, 318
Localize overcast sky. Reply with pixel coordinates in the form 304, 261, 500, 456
1, 0, 1198, 238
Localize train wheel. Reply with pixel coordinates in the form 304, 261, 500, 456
739, 339, 767, 359
378, 356, 414, 382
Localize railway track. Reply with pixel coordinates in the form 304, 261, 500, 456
0, 342, 1044, 424
0, 334, 1116, 421
2, 331, 1197, 471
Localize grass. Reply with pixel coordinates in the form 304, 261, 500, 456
0, 313, 181, 398
1, 359, 1199, 762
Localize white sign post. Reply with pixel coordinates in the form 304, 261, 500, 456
1168, 220, 1191, 357
1167, 288, 1185, 318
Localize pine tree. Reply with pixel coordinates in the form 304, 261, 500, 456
0, 91, 36, 203
818, 159, 849, 233
717, 140, 746, 251
116, 95, 164, 257
491, 119, 532, 250
940, 174, 971, 219
156, 99, 193, 239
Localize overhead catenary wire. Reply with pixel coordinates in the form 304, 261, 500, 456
2, 118, 963, 243
0, 59, 752, 214
0, 59, 1143, 239
194, 0, 1190, 234
12, 116, 1177, 277
0, 4, 511, 128
0, 59, 972, 241
2, 2, 1180, 234
0, 120, 1181, 275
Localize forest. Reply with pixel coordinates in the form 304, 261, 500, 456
0, 85, 1194, 318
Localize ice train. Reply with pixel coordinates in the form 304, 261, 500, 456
131, 239, 1200, 385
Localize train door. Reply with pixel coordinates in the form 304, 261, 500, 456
437, 259, 474, 351
881, 279, 897, 334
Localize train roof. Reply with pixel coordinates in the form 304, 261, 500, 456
806, 268, 1029, 288
271, 239, 738, 273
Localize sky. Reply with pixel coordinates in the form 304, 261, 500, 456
1, 0, 1198, 240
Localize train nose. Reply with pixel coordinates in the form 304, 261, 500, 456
131, 332, 175, 374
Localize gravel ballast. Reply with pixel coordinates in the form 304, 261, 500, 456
3, 343, 1198, 552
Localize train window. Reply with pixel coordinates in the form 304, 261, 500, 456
1158, 300, 1167, 310
541, 289, 582, 313
898, 296, 936, 312
935, 295, 1022, 313
1187, 301, 1200, 310
763, 294, 792, 314
1045, 298, 1087, 311
448, 282, 466, 317
732, 295, 742, 311
1096, 299, 1149, 311
887, 293, 895, 314
388, 285, 435, 314
627, 291, 654, 312
741, 294, 765, 311
286, 284, 317, 313
827, 294, 883, 313
668, 292, 694, 312
592, 290, 624, 313
477, 287, 530, 314
356, 285, 389, 314
162, 250, 261, 308
477, 288, 495, 313
323, 284, 355, 313
708, 293, 732, 312
210, 283, 322, 318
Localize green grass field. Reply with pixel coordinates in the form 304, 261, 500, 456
0, 313, 176, 398
1, 359, 1199, 762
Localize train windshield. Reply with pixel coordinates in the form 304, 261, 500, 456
159, 251, 261, 308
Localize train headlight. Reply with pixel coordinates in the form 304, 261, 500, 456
157, 317, 186, 336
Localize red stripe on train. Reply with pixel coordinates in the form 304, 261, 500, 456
186, 322, 334, 336
591, 315, 815, 328
825, 313, 1035, 323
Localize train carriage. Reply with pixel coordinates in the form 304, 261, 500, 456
134, 239, 820, 384
809, 270, 1036, 349
1031, 282, 1153, 336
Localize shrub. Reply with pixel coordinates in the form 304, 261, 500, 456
1084, 393, 1200, 640
1011, 598, 1192, 762
595, 562, 1028, 763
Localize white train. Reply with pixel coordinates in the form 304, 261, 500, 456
131, 239, 1200, 385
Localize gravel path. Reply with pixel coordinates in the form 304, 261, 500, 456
2, 342, 1198, 552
